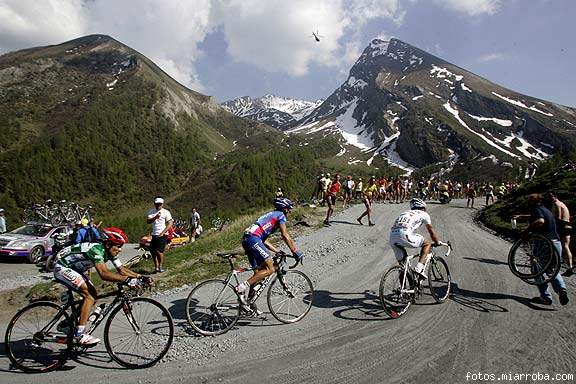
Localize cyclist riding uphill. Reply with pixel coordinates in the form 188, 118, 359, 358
237, 197, 304, 312
389, 198, 441, 279
53, 227, 151, 346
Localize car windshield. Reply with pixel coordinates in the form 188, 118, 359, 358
11, 225, 52, 237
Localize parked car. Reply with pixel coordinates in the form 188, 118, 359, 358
0, 224, 72, 263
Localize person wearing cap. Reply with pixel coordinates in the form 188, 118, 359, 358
0, 209, 6, 234
146, 197, 173, 273
74, 218, 101, 244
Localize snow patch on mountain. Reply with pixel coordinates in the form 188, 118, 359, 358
466, 113, 513, 127
430, 65, 463, 81
491, 92, 553, 117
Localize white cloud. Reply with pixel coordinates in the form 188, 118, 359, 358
0, 0, 86, 53
432, 0, 502, 16
0, 0, 503, 93
477, 52, 506, 62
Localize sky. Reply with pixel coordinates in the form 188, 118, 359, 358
0, 0, 574, 107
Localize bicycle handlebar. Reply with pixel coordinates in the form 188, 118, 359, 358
275, 250, 302, 269
433, 241, 452, 257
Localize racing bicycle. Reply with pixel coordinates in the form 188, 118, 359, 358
4, 279, 174, 373
380, 242, 452, 318
185, 251, 314, 336
508, 233, 560, 285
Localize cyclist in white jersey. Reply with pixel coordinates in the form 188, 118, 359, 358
389, 198, 440, 279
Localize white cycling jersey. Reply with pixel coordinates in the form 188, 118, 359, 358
390, 209, 431, 234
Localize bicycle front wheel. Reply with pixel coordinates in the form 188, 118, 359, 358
104, 297, 174, 369
379, 265, 413, 319
508, 234, 557, 280
185, 279, 240, 336
267, 270, 314, 324
428, 257, 451, 303
5, 301, 73, 373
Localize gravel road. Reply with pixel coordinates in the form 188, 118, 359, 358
1, 200, 575, 383
0, 244, 144, 291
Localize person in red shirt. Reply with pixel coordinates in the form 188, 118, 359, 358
324, 174, 341, 226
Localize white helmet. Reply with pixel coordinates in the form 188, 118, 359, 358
410, 198, 427, 210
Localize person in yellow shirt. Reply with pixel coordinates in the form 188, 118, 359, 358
357, 177, 378, 226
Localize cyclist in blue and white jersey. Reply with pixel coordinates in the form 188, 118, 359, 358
236, 197, 304, 312
389, 198, 440, 279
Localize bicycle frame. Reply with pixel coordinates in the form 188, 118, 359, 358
396, 242, 452, 296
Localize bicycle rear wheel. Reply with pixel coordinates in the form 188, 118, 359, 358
428, 257, 451, 303
104, 297, 174, 369
508, 234, 557, 280
185, 279, 240, 336
267, 270, 314, 323
4, 301, 73, 373
379, 265, 414, 318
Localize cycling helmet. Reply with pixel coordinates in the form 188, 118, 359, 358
273, 197, 294, 211
102, 227, 128, 246
410, 198, 427, 210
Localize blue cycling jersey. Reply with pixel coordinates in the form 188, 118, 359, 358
244, 211, 287, 241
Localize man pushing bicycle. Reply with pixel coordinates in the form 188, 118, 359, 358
236, 197, 304, 314
53, 227, 151, 346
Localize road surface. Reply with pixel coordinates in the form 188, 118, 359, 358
1, 200, 574, 383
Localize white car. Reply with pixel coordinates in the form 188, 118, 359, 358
0, 224, 72, 263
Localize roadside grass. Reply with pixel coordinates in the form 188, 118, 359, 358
11, 203, 331, 307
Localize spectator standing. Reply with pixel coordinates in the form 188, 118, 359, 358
545, 191, 574, 277
354, 178, 363, 200
484, 183, 495, 205
466, 184, 476, 208
342, 175, 355, 208
311, 174, 324, 201
189, 207, 201, 241
320, 174, 331, 206
146, 197, 173, 273
74, 218, 101, 244
0, 209, 6, 233
520, 194, 569, 306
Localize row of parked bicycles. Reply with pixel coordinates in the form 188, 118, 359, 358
21, 199, 93, 226
3, 228, 558, 373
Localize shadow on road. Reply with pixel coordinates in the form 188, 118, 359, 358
312, 290, 388, 321
451, 283, 555, 312
328, 220, 360, 226
462, 257, 508, 266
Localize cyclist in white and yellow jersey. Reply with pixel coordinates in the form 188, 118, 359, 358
389, 198, 440, 279
53, 227, 149, 346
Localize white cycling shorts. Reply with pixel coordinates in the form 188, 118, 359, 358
389, 230, 425, 261
54, 264, 88, 292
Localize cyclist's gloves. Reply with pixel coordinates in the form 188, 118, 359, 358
125, 277, 141, 288
293, 250, 305, 262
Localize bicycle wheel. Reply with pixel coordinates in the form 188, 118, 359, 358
428, 257, 451, 303
267, 270, 314, 324
508, 234, 556, 280
5, 301, 73, 373
185, 279, 240, 336
379, 265, 414, 318
104, 297, 174, 369
521, 247, 562, 285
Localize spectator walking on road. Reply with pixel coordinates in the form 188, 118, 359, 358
354, 178, 363, 200
545, 191, 574, 277
357, 177, 378, 226
519, 194, 569, 306
342, 175, 355, 208
324, 174, 341, 226
0, 209, 6, 233
189, 207, 201, 242
146, 197, 173, 273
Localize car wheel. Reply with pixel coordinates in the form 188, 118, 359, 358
28, 246, 44, 264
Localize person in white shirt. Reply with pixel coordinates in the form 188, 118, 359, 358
189, 207, 201, 241
0, 209, 6, 233
146, 197, 173, 273
389, 198, 440, 279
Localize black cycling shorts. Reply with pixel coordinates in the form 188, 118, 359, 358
150, 235, 168, 253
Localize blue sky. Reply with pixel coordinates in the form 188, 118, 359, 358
1, 0, 574, 107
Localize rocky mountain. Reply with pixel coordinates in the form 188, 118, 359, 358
0, 34, 290, 213
222, 95, 323, 129
288, 38, 576, 174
